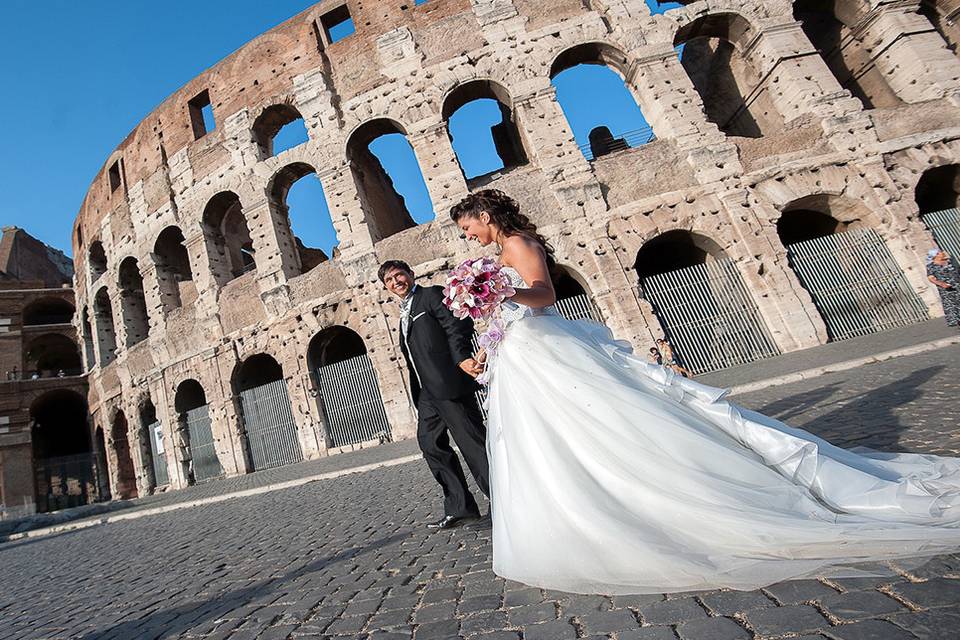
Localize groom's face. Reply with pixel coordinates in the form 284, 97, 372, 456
383, 267, 415, 299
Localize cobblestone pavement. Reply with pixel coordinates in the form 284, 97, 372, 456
2, 347, 960, 640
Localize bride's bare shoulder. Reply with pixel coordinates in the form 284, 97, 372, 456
501, 234, 545, 262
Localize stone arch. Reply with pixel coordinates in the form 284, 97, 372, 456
915, 163, 960, 258
345, 118, 425, 243
88, 241, 107, 282
267, 162, 335, 275
22, 296, 74, 326
109, 409, 139, 499
30, 389, 95, 512
776, 193, 929, 340
173, 378, 223, 485
442, 79, 529, 181
118, 257, 149, 347
24, 332, 82, 377
307, 326, 392, 448
634, 229, 778, 373
252, 103, 309, 159
93, 286, 117, 366
549, 41, 656, 159
202, 191, 257, 285
153, 226, 194, 312
793, 0, 905, 109
94, 424, 110, 501
231, 353, 303, 471
137, 397, 160, 491
554, 264, 605, 324
674, 11, 784, 138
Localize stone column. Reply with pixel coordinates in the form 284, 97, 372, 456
513, 84, 590, 176
317, 164, 375, 261
867, 2, 960, 103
628, 49, 742, 183
408, 120, 470, 224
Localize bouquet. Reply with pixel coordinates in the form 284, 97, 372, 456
442, 257, 515, 321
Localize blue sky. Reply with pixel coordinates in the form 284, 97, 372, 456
0, 1, 680, 258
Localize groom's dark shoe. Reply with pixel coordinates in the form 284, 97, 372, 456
427, 514, 477, 530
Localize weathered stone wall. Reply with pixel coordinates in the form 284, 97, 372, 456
73, 0, 960, 495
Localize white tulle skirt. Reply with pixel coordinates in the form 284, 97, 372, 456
484, 315, 960, 594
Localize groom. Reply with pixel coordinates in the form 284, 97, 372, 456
379, 260, 490, 530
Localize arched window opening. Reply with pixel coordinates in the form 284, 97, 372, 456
269, 163, 338, 275
30, 389, 95, 512
793, 1, 905, 110
443, 80, 528, 180
110, 410, 139, 499
674, 13, 785, 138
550, 43, 655, 160
81, 306, 96, 370
916, 164, 960, 263
93, 287, 117, 366
778, 195, 928, 340
232, 354, 302, 471
253, 104, 310, 158
118, 257, 149, 347
635, 230, 778, 373
346, 119, 434, 243
22, 297, 74, 326
88, 241, 107, 282
307, 326, 392, 448
203, 192, 257, 285
920, 1, 960, 54
153, 226, 193, 311
24, 333, 82, 378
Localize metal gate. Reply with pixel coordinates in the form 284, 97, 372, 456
786, 228, 928, 341
34, 453, 96, 512
923, 208, 960, 263
555, 293, 604, 323
316, 354, 392, 448
146, 421, 169, 487
642, 258, 780, 374
238, 379, 303, 471
185, 405, 224, 483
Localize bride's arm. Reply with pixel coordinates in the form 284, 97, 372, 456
502, 236, 556, 309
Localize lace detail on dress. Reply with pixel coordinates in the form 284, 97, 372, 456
498, 266, 558, 328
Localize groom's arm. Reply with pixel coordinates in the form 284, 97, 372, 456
426, 286, 475, 365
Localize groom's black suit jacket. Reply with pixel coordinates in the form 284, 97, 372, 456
399, 285, 477, 405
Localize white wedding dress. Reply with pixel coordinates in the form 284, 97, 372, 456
484, 267, 960, 595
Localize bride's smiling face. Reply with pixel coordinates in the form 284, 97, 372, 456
458, 212, 498, 245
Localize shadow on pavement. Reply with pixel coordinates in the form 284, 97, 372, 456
754, 366, 945, 452
77, 530, 413, 640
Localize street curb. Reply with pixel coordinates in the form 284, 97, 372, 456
4, 335, 957, 544
726, 335, 960, 396
1, 453, 422, 544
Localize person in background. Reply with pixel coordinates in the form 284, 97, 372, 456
656, 338, 693, 378
927, 248, 960, 328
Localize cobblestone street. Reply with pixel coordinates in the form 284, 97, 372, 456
2, 346, 959, 640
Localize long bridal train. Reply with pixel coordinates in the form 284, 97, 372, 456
484, 267, 960, 595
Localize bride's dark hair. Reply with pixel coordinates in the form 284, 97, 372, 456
450, 189, 559, 280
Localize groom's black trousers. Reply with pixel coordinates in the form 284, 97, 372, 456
416, 389, 490, 518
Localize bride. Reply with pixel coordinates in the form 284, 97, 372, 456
448, 189, 960, 595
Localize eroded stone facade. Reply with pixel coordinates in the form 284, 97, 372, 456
73, 0, 960, 496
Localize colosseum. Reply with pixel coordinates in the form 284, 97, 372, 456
71, 0, 960, 500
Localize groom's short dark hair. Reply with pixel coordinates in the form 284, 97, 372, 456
378, 260, 414, 283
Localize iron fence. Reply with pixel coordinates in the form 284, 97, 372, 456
34, 452, 96, 513
578, 125, 656, 161
238, 379, 303, 471
923, 208, 960, 265
185, 405, 224, 483
317, 354, 392, 448
642, 258, 780, 374
786, 228, 928, 341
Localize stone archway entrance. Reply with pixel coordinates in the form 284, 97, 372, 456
110, 411, 139, 499
232, 355, 303, 471
30, 389, 96, 512
308, 326, 392, 448
174, 380, 224, 484
777, 196, 928, 340
635, 230, 779, 374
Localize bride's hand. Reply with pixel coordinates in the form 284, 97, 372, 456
475, 348, 487, 365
